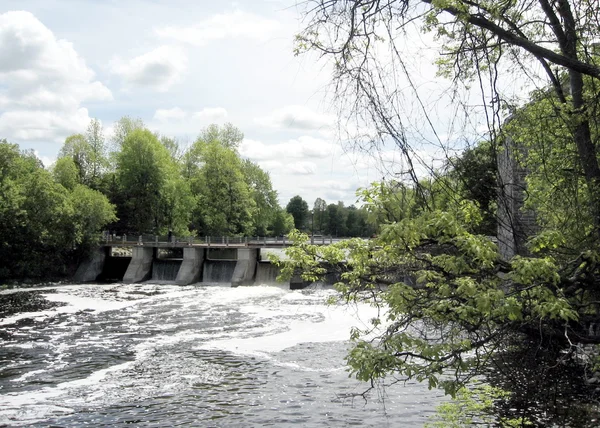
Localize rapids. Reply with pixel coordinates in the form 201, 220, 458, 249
0, 283, 443, 426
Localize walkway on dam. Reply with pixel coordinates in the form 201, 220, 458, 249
102, 234, 343, 248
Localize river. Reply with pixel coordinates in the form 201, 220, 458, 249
0, 283, 444, 427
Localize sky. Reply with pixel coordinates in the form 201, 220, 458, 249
0, 0, 494, 207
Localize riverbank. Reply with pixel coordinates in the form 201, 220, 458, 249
1, 278, 71, 290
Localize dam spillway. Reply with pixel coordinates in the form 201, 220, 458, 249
152, 259, 183, 282
255, 262, 281, 285
74, 246, 296, 288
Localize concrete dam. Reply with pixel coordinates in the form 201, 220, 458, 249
74, 246, 307, 289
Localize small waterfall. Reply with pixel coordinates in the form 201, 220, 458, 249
255, 262, 281, 285
202, 260, 237, 283
152, 259, 182, 281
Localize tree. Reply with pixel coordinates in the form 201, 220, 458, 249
358, 180, 421, 226
313, 197, 327, 233
68, 184, 117, 247
159, 173, 195, 236
271, 208, 295, 236
0, 140, 115, 279
503, 91, 600, 253
183, 123, 273, 236
160, 135, 181, 162
59, 134, 91, 184
242, 159, 279, 235
196, 123, 244, 151
345, 205, 359, 237
325, 202, 347, 236
292, 0, 600, 421
448, 141, 497, 235
277, 199, 599, 423
111, 116, 145, 149
115, 128, 172, 234
85, 118, 107, 188
189, 139, 255, 236
52, 157, 80, 191
297, 0, 600, 233
58, 119, 108, 190
286, 195, 309, 230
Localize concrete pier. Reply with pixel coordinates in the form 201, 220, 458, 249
123, 247, 154, 283
80, 242, 317, 288
175, 248, 205, 285
231, 249, 258, 287
73, 247, 109, 283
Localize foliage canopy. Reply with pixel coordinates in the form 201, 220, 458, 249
287, 0, 600, 422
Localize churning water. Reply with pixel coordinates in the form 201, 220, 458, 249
0, 283, 444, 427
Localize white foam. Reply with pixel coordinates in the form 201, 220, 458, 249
0, 358, 136, 425
0, 285, 137, 326
10, 369, 47, 382
198, 293, 382, 355
0, 283, 392, 425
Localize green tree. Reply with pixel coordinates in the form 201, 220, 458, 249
242, 159, 279, 235
116, 128, 172, 234
504, 92, 600, 253
190, 139, 255, 236
313, 197, 327, 233
276, 202, 585, 397
286, 195, 309, 230
0, 140, 115, 279
57, 119, 108, 190
59, 134, 91, 184
111, 116, 145, 149
160, 135, 181, 162
160, 173, 195, 236
452, 143, 497, 214
196, 123, 244, 151
358, 180, 420, 226
52, 157, 80, 191
271, 208, 295, 236
85, 118, 107, 188
68, 184, 117, 247
292, 0, 600, 421
345, 205, 359, 237
325, 202, 347, 237
297, 0, 600, 231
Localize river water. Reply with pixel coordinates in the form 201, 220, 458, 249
0, 283, 444, 427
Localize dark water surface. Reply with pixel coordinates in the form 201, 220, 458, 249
0, 283, 443, 427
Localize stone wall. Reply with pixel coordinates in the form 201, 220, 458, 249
497, 136, 538, 260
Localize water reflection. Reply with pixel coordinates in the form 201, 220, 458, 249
485, 337, 600, 427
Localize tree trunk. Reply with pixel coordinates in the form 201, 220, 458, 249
568, 69, 600, 237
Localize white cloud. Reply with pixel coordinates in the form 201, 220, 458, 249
193, 107, 228, 123
34, 150, 56, 167
287, 161, 317, 175
0, 108, 92, 142
256, 160, 284, 172
110, 46, 187, 92
0, 11, 112, 142
255, 105, 335, 131
156, 9, 281, 46
154, 107, 188, 122
239, 136, 336, 161
152, 107, 228, 125
304, 179, 358, 191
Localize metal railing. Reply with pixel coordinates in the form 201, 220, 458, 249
102, 233, 338, 247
